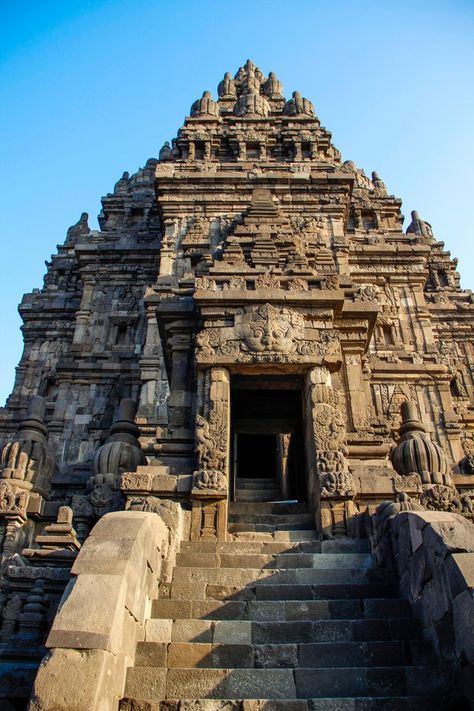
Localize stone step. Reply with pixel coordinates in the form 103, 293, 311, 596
172, 567, 379, 586
135, 639, 436, 669
229, 523, 315, 533
159, 618, 422, 645
236, 492, 281, 502
236, 479, 281, 489
123, 665, 452, 701
175, 552, 374, 570
180, 539, 370, 554
229, 502, 309, 515
228, 513, 314, 526
152, 597, 410, 622
230, 530, 320, 542
165, 582, 399, 602
120, 698, 469, 711
180, 540, 324, 555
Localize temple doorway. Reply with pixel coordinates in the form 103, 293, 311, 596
230, 375, 306, 502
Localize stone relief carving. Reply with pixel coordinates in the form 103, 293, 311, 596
192, 368, 230, 496
195, 412, 227, 473
287, 278, 309, 292
420, 484, 472, 514
307, 370, 356, 499
0, 482, 28, 515
354, 285, 380, 303
193, 469, 227, 493
237, 304, 303, 354
254, 272, 280, 290
195, 305, 341, 365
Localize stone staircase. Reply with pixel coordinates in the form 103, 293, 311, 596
121, 499, 467, 710
235, 477, 282, 502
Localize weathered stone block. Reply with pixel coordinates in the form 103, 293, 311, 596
46, 574, 126, 654
145, 618, 172, 643
29, 648, 117, 711
213, 620, 252, 644
453, 588, 474, 664
123, 667, 166, 703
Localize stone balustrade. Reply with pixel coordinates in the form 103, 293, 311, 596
28, 509, 182, 711
371, 507, 474, 702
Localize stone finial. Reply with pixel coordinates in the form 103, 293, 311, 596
406, 210, 433, 239
372, 171, 387, 194
159, 141, 173, 161
390, 401, 453, 486
263, 71, 284, 99
91, 398, 146, 484
65, 212, 90, 244
217, 72, 236, 99
239, 59, 264, 96
113, 171, 130, 194
190, 91, 220, 118
283, 91, 315, 117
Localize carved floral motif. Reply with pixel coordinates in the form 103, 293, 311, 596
254, 272, 280, 290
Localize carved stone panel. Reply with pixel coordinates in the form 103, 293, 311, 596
195, 303, 341, 366
304, 367, 357, 518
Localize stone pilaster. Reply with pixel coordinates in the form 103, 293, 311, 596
191, 367, 230, 541
304, 366, 357, 536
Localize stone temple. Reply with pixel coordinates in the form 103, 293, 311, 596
0, 61, 473, 710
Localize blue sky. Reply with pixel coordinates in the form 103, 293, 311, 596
0, 0, 473, 404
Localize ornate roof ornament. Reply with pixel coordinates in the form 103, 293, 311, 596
234, 92, 271, 117
65, 212, 90, 245
390, 401, 453, 487
159, 141, 173, 162
190, 91, 220, 118
262, 71, 284, 99
283, 91, 315, 117
406, 210, 433, 240
92, 398, 146, 484
217, 72, 237, 99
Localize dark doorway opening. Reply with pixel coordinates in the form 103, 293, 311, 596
236, 433, 277, 479
230, 375, 306, 502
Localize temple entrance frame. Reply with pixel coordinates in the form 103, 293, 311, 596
190, 364, 352, 539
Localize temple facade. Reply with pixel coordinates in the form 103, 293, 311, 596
1, 61, 474, 709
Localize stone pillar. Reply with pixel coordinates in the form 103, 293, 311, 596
304, 367, 357, 537
167, 331, 193, 430
191, 367, 230, 541
276, 433, 291, 500
343, 352, 370, 431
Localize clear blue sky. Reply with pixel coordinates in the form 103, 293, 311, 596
1, 0, 473, 404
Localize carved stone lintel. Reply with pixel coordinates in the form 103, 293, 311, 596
195, 304, 341, 365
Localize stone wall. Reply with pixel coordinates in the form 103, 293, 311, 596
370, 507, 474, 702
28, 509, 183, 711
